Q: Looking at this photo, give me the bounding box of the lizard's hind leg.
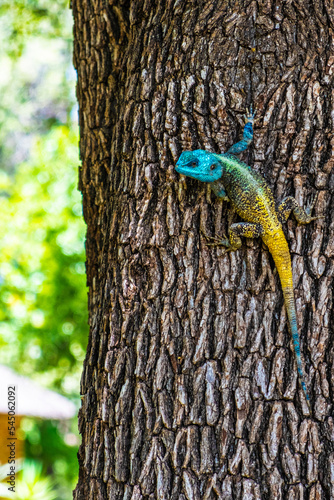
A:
[204,222,264,252]
[277,196,322,224]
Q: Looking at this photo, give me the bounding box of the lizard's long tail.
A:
[264,230,310,403]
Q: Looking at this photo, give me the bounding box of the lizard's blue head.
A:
[175,150,223,183]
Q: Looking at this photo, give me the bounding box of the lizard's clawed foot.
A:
[244,106,257,124]
[305,194,324,222]
[305,194,317,216]
[201,230,230,248]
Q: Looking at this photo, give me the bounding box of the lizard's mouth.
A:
[175,165,189,176]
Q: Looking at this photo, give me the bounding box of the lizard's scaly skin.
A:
[176,111,316,405]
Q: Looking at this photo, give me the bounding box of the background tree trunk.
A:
[73,1,334,498]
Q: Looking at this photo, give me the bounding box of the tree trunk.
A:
[73,1,334,498]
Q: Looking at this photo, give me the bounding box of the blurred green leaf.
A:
[0,1,87,498]
[0,460,57,500]
[0,127,87,394]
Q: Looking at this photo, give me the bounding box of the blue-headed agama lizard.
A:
[175,108,321,408]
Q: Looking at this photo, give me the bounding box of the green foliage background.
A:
[0,1,87,498]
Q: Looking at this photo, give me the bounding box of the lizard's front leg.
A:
[277,196,322,224]
[225,107,256,155]
[204,222,264,251]
[211,181,229,201]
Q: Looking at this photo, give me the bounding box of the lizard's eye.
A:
[191,162,197,167]
[210,164,216,170]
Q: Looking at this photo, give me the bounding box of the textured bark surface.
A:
[72,1,334,498]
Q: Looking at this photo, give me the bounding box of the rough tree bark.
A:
[73,1,334,498]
